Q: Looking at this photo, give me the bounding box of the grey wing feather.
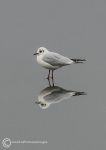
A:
[43,52,71,66]
[44,90,69,102]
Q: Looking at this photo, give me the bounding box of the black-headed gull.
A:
[33,47,86,79]
[35,85,86,109]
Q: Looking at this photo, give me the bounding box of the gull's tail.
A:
[71,58,86,63]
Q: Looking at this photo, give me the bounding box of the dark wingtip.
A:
[71,58,86,63]
[73,92,87,96]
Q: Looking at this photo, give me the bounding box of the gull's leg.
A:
[47,70,50,79]
[53,80,54,86]
[51,70,54,86]
[52,70,54,80]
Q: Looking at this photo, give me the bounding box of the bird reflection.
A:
[35,80,86,109]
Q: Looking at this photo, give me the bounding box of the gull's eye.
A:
[41,103,46,106]
[41,103,44,106]
[39,50,42,53]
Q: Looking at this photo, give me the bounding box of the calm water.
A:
[0,0,106,150]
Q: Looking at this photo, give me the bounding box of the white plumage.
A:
[33,47,86,79]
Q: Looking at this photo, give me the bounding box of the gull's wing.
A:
[42,52,72,66]
[43,87,72,102]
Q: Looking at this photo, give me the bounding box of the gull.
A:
[33,47,86,79]
[35,85,86,109]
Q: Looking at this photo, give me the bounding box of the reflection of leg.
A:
[52,70,54,86]
[48,78,51,87]
[47,76,54,87]
[51,70,54,86]
[52,78,54,87]
[48,78,55,87]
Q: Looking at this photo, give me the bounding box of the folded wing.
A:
[43,52,72,66]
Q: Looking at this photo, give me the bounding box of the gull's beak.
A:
[33,52,38,55]
[35,101,41,104]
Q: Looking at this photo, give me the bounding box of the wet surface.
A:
[35,79,86,109]
[0,0,106,149]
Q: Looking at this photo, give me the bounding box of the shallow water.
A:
[0,0,106,150]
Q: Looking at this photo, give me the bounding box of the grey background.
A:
[0,0,106,149]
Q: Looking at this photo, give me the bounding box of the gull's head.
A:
[35,101,50,109]
[33,47,48,56]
